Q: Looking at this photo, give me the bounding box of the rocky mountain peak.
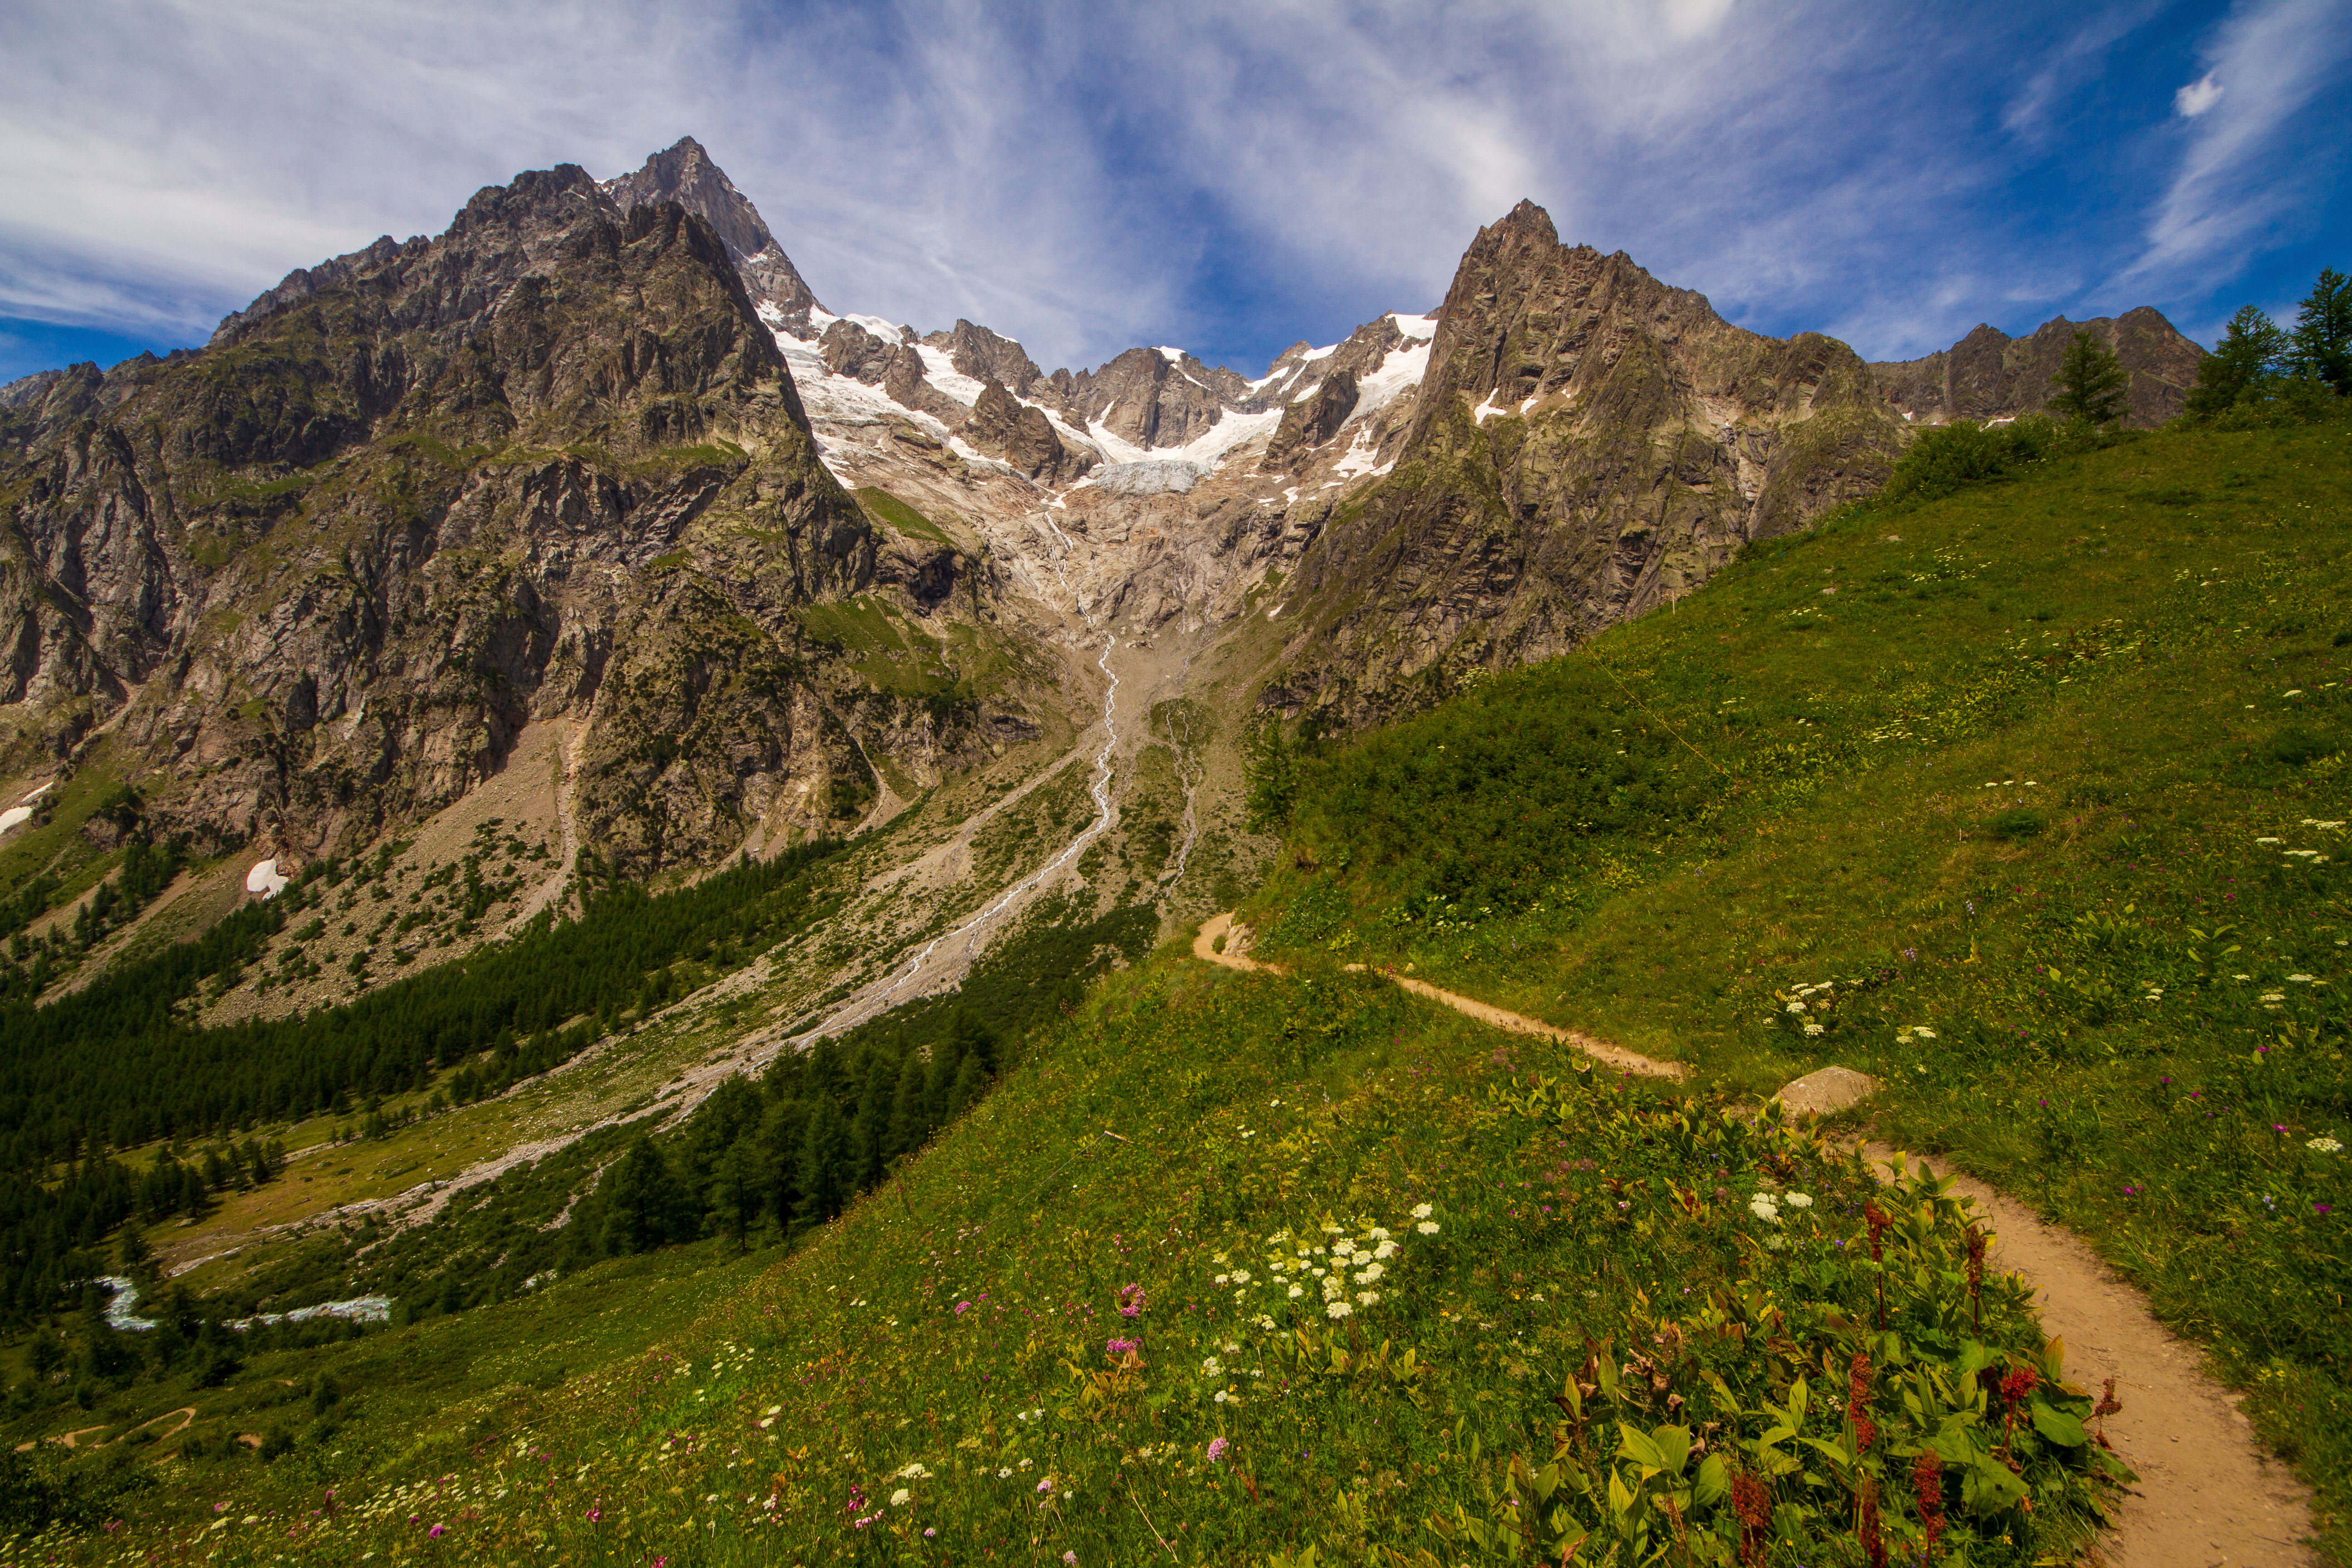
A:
[1869,306,2204,428]
[603,137,823,334]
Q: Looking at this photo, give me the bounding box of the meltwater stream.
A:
[784,631,1123,1046]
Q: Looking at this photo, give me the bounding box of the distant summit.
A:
[603,135,826,334]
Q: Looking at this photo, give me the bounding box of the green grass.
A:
[1243,414,2352,1556]
[4,955,2104,1567]
[854,485,958,547]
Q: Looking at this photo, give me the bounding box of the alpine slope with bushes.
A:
[1240,402,2352,1558]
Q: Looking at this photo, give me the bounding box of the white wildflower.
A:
[1416,1221,1441,1235]
[1288,1285,1304,1299]
[1782,1192,1813,1210]
[1749,1195,1782,1224]
[1326,1301,1353,1319]
[890,1489,911,1507]
[1411,1203,1434,1220]
[1230,1270,1253,1286]
[1357,1291,1382,1307]
[1201,1357,1222,1377]
[1353,1262,1386,1284]
[2309,1137,2343,1155]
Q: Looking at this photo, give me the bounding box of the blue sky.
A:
[3,0,2347,387]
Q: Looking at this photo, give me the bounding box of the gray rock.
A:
[1773,1066,1881,1117]
[1092,460,1206,496]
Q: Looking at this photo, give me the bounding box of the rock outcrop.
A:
[0,162,1037,872]
[964,381,1090,484]
[602,135,826,336]
[1870,307,2204,429]
[1263,369,1360,469]
[1264,200,1906,730]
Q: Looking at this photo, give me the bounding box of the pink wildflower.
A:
[1207,1437,1230,1463]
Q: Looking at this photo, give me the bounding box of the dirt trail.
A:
[1190,913,2319,1568]
[1191,913,1685,1080]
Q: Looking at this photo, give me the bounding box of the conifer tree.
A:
[2185,304,2287,420]
[2049,330,2129,427]
[887,1050,928,1162]
[794,1096,851,1235]
[2288,267,2352,395]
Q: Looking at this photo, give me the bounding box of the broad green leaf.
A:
[1798,1435,1855,1473]
[1651,1424,1691,1473]
[1788,1374,1809,1428]
[1617,1421,1669,1471]
[1607,1465,1637,1532]
[1693,1453,1729,1508]
[1962,1457,2029,1516]
[2029,1401,2088,1447]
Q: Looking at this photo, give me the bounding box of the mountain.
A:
[0,138,2213,1014]
[1870,306,2204,429]
[600,135,827,337]
[0,162,1051,878]
[1259,201,1909,728]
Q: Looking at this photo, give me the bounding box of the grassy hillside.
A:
[3,951,2102,1568]
[1,412,2342,1566]
[1244,413,2351,1555]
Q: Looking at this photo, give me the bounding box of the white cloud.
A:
[2127,0,2352,289]
[2173,70,2224,116]
[0,0,2344,379]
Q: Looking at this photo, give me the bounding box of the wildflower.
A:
[1063,1553,1078,1565]
[1037,1477,1055,1494]
[1288,1284,1305,1298]
[1730,1471,1773,1567]
[1411,1203,1434,1220]
[926,1528,938,1538]
[1416,1221,1440,1235]
[1914,1026,1937,1039]
[1785,1000,1808,1014]
[1213,1274,1229,1286]
[1105,1338,1140,1357]
[1207,1437,1230,1463]
[2287,974,2316,983]
[1373,1239,1398,1259]
[1353,1262,1386,1284]
[430,1524,445,1539]
[1748,1194,1782,1224]
[1357,1291,1381,1306]
[1913,1448,1946,1560]
[896,1462,932,1480]
[890,1489,911,1507]
[997,1468,1013,1479]
[2309,1137,2343,1154]
[954,1301,971,1315]
[1326,1300,1354,1319]
[1256,1313,1277,1330]
[1201,1357,1223,1377]
[1783,1192,1813,1209]
[1117,1283,1147,1318]
[1803,1023,1824,1036]
[1230,1270,1253,1285]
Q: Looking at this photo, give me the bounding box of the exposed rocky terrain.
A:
[1870,305,2204,429]
[1,138,2208,1019]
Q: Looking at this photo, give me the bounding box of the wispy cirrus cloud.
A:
[2124,0,2352,296]
[1,0,2347,385]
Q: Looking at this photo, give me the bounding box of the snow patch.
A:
[0,781,52,835]
[245,858,288,898]
[1156,346,1187,364]
[1348,340,1432,422]
[1388,312,1438,340]
[917,345,986,406]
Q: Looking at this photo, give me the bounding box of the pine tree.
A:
[2048,330,2129,427]
[603,1136,684,1254]
[2288,267,2352,395]
[706,1141,761,1253]
[2185,304,2287,420]
[795,1096,852,1235]
[886,1050,929,1162]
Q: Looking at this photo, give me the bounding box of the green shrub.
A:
[1881,418,2056,503]
[1986,807,2047,840]
[2270,725,2340,767]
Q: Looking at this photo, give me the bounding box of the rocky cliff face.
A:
[1870,306,2203,429]
[1260,200,1905,729]
[0,163,1037,872]
[602,136,827,337]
